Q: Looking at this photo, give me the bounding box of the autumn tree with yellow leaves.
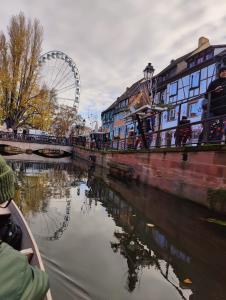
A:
[51,105,84,137]
[0,12,55,130]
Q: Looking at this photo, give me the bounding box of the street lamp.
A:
[143,63,155,80]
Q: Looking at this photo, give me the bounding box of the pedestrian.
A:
[174,116,192,147]
[0,155,49,300]
[205,66,226,143]
[127,127,135,149]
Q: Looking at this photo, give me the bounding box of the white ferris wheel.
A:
[38,50,80,107]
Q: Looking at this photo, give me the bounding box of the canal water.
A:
[6,157,226,300]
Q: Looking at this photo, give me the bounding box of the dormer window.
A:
[196,56,203,64]
[188,59,195,68]
[205,50,213,61]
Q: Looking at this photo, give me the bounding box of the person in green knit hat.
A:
[0,155,49,300]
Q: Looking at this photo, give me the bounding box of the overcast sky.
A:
[1,0,226,123]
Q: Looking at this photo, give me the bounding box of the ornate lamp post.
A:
[143,62,154,80]
[143,63,155,102]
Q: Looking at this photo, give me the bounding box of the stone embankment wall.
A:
[73,146,226,214]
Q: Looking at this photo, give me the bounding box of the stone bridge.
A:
[0,133,73,156]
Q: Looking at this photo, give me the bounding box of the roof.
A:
[156,51,193,77]
[102,79,143,114]
[156,44,226,78]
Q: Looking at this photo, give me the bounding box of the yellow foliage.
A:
[0,12,54,130]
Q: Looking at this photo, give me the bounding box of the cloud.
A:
[0,0,226,119]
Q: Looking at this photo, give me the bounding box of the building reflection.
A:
[85,170,226,300]
[6,159,226,300]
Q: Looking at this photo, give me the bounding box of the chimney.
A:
[198,36,210,48]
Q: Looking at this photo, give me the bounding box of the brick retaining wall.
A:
[73,146,226,214]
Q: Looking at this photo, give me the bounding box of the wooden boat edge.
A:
[9,201,52,300]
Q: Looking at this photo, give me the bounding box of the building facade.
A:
[152,37,226,146]
[101,78,151,148]
[101,37,226,148]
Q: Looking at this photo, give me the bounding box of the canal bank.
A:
[73,145,226,215]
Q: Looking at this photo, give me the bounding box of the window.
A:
[187,101,199,118]
[200,80,207,94]
[154,92,160,104]
[160,90,166,103]
[207,64,215,78]
[188,59,195,68]
[167,109,176,121]
[178,88,184,101]
[205,51,213,61]
[169,82,178,97]
[201,67,207,80]
[196,56,204,64]
[190,71,200,89]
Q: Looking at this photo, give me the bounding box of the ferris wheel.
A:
[38,50,80,107]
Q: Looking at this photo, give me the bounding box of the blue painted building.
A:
[152,37,226,146]
[101,37,226,147]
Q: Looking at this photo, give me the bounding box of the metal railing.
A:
[78,116,226,151]
[76,90,226,151]
[0,131,73,146]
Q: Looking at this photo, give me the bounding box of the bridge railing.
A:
[0,131,73,146]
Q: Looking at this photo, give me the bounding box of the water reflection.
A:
[84,166,226,300]
[6,158,226,300]
[85,173,193,299]
[10,160,87,240]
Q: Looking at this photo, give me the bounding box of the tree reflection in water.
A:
[85,170,192,299]
[111,231,154,292]
[8,160,87,240]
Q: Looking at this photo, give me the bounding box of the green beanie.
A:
[0,156,15,204]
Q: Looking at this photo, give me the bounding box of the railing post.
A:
[156,111,162,148]
[203,92,211,144]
